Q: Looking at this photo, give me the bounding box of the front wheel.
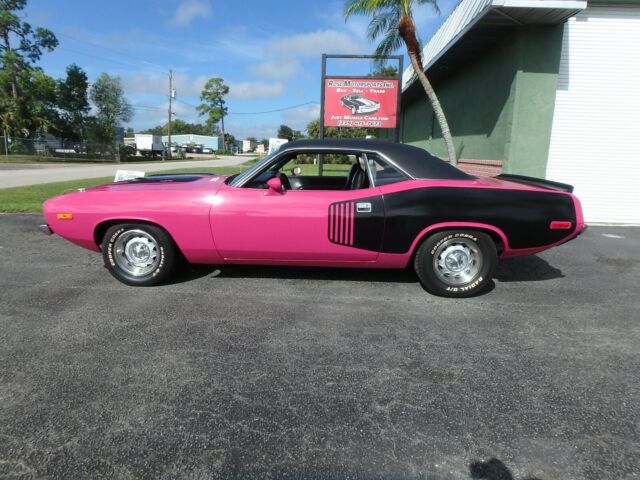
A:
[414,230,497,298]
[102,224,177,286]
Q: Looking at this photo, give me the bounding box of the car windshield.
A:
[228,149,279,187]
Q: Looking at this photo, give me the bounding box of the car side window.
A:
[366,153,409,186]
[277,153,356,179]
[242,151,374,191]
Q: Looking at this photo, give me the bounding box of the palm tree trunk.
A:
[399,16,457,165]
[408,53,457,165]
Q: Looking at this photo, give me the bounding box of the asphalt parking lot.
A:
[0,214,638,479]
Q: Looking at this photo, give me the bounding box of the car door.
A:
[211,153,385,263]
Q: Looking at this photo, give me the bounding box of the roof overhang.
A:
[402,0,587,98]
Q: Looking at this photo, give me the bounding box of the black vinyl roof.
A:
[280,139,473,180]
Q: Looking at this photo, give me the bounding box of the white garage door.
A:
[546,5,640,224]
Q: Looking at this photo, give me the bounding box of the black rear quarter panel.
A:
[379,187,576,253]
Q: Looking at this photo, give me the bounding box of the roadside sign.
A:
[114,170,145,182]
[319,54,403,143]
[323,78,399,129]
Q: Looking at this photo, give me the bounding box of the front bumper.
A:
[39,224,53,235]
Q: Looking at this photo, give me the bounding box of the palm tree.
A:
[345,0,457,165]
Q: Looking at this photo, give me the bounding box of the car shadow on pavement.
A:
[169,255,562,287]
[494,255,564,282]
[170,263,417,284]
[470,457,542,480]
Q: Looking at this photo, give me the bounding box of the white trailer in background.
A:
[134,134,164,157]
[242,139,257,153]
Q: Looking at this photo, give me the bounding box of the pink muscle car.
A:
[41,139,586,297]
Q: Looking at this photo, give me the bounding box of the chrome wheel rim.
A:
[433,238,483,286]
[113,229,160,277]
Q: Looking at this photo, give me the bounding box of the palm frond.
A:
[366,10,400,41]
[415,0,441,16]
[344,0,399,19]
[374,29,403,58]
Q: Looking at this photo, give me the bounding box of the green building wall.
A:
[390,25,564,177]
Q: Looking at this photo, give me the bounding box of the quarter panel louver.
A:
[328,201,355,246]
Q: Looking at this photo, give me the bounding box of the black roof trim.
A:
[280,139,474,180]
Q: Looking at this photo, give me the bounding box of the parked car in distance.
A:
[341,94,380,115]
[202,147,214,154]
[185,143,203,154]
[41,139,586,297]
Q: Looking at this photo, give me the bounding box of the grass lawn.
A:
[0,154,217,164]
[0,163,352,213]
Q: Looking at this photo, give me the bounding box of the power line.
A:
[228,101,320,115]
[175,100,320,116]
[57,46,145,70]
[175,99,198,108]
[57,32,167,74]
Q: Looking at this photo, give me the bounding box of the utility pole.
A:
[220,109,226,152]
[168,69,173,159]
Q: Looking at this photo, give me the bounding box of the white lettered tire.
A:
[414,230,497,298]
[102,223,176,286]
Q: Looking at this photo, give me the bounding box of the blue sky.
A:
[25,0,458,139]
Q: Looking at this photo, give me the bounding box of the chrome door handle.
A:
[356,202,372,213]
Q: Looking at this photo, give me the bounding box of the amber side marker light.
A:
[550,221,572,230]
[56,213,73,220]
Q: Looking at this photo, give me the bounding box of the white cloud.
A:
[282,103,320,130]
[225,122,280,141]
[267,30,364,58]
[122,72,285,102]
[227,81,284,100]
[170,0,212,28]
[122,73,208,96]
[131,100,200,130]
[249,60,301,80]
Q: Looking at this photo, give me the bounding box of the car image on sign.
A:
[41,139,586,298]
[340,94,380,115]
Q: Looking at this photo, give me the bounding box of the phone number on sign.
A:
[337,120,382,127]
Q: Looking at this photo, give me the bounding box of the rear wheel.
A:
[414,230,497,298]
[101,224,176,286]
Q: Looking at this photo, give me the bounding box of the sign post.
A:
[319,54,403,175]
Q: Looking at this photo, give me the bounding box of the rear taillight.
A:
[550,221,572,230]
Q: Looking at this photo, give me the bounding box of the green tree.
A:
[369,65,398,77]
[345,0,457,165]
[277,124,303,140]
[224,133,236,150]
[0,67,57,137]
[88,73,133,144]
[56,64,89,142]
[0,0,57,100]
[27,69,58,133]
[196,77,229,151]
[142,119,212,136]
[124,127,135,137]
[0,0,58,136]
[141,124,164,136]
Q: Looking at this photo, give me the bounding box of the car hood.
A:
[85,173,228,192]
